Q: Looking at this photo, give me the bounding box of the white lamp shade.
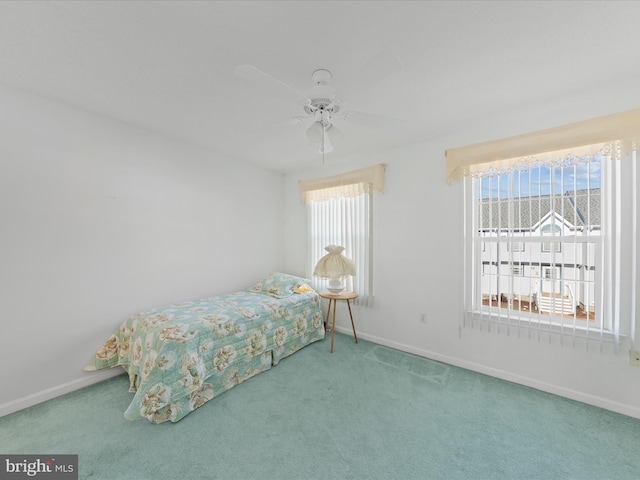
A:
[319,130,333,153]
[306,121,324,143]
[313,245,356,278]
[307,121,334,154]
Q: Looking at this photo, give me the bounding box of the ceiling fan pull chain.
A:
[322,118,325,165]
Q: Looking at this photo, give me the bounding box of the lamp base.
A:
[327,278,344,294]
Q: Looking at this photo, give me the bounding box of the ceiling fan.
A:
[233,52,404,154]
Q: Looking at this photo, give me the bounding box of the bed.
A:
[84,273,325,423]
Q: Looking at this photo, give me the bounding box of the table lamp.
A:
[313,245,356,294]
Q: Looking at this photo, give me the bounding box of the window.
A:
[541,224,562,252]
[543,266,560,280]
[511,265,524,276]
[471,159,601,327]
[307,193,372,305]
[299,164,385,307]
[448,109,640,350]
[508,241,525,252]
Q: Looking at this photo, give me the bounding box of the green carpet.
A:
[2,333,639,480]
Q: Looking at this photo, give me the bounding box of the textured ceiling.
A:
[2,1,640,173]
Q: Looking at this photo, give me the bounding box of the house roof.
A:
[479,188,600,231]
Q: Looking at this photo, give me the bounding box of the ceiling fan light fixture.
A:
[319,141,333,154]
[319,129,333,154]
[306,121,325,143]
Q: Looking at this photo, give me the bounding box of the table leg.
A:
[346,299,358,344]
[324,298,331,331]
[330,299,337,353]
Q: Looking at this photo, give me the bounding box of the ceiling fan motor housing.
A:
[305,69,338,117]
[312,69,333,85]
[304,99,339,116]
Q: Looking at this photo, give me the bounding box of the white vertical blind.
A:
[307,190,374,306]
[631,152,638,353]
[451,109,640,353]
[302,165,384,307]
[463,145,637,352]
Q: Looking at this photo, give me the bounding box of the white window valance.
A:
[299,164,386,202]
[445,108,640,183]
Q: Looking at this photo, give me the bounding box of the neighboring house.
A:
[478,188,600,318]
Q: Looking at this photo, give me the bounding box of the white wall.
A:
[0,84,283,415]
[283,85,640,419]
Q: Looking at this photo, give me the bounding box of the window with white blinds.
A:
[448,109,640,352]
[299,164,385,307]
[465,157,603,337]
[463,148,638,351]
[307,191,373,306]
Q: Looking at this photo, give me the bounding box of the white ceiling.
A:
[2,1,640,173]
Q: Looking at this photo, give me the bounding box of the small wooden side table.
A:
[318,291,358,353]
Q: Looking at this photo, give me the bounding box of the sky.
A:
[480,158,601,199]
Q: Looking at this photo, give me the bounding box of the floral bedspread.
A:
[84,290,324,423]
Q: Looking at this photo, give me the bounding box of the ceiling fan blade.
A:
[284,115,311,127]
[233,64,309,105]
[341,111,405,130]
[241,115,311,140]
[338,51,403,100]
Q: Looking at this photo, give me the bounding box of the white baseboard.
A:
[5,331,639,421]
[0,369,124,418]
[336,326,640,420]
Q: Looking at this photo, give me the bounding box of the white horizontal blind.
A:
[307,187,373,307]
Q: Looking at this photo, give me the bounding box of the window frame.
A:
[307,186,374,307]
[463,160,609,337]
